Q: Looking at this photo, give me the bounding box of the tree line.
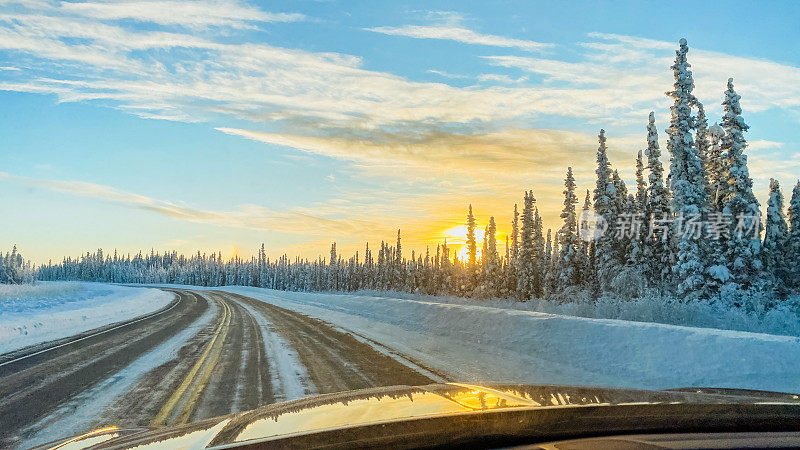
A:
[37,39,800,306]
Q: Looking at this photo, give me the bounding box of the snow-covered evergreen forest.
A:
[0,245,34,284]
[37,40,800,309]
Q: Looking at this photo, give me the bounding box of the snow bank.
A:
[219,286,800,394]
[0,281,173,354]
[327,289,800,338]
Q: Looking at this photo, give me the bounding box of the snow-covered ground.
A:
[218,286,800,394]
[0,281,173,354]
[322,289,800,337]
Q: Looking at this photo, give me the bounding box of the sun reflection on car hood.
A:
[39,383,800,449]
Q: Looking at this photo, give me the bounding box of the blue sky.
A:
[1,0,799,263]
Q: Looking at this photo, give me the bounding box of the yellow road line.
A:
[174,300,231,424]
[150,297,231,428]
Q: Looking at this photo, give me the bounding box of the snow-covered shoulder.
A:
[219,286,800,394]
[0,281,173,354]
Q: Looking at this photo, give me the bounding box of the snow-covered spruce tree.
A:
[543,228,552,296]
[516,191,537,300]
[392,229,406,290]
[611,169,630,266]
[707,123,727,212]
[635,150,648,213]
[544,228,559,296]
[612,169,628,215]
[485,216,500,297]
[482,224,489,255]
[511,204,519,262]
[626,191,646,268]
[666,39,711,298]
[364,242,373,288]
[694,107,728,292]
[626,151,649,272]
[580,189,592,232]
[703,122,731,291]
[762,179,789,295]
[466,205,478,286]
[328,242,338,289]
[432,243,441,288]
[480,225,488,291]
[788,182,800,290]
[695,111,729,295]
[533,207,545,297]
[504,236,510,266]
[593,129,621,292]
[643,112,673,286]
[557,167,581,290]
[611,193,647,299]
[720,78,765,290]
[504,205,519,297]
[440,239,452,293]
[695,102,710,173]
[576,189,593,291]
[376,241,386,289]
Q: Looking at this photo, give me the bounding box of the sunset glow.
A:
[0,1,796,265]
[443,225,512,262]
[441,225,477,262]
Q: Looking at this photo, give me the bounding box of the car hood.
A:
[39,383,800,449]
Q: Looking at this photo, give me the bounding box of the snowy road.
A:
[10,285,798,448]
[0,289,436,448]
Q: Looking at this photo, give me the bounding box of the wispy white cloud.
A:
[477,73,528,84]
[484,33,800,119]
[215,126,620,171]
[484,55,607,84]
[0,172,372,235]
[426,69,468,79]
[1,4,797,134]
[61,0,305,30]
[748,140,784,151]
[367,10,550,52]
[366,24,552,52]
[214,126,647,229]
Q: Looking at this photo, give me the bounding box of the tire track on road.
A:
[141,291,276,428]
[224,292,315,402]
[221,291,436,395]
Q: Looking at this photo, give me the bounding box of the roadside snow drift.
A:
[0,282,173,354]
[220,286,800,394]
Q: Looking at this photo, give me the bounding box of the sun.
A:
[457,245,480,262]
[443,225,483,262]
